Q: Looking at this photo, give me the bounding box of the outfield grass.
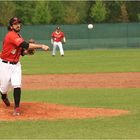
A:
[21,49,140,74]
[0,49,140,139]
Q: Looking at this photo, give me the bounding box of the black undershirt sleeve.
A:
[20,41,29,56]
[19,41,29,49]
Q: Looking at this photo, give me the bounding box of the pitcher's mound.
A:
[0,102,129,121]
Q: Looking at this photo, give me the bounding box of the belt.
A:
[2,60,18,65]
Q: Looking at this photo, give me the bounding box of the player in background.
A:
[0,17,49,115]
[51,26,66,56]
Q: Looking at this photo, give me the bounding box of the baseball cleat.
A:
[2,97,10,107]
[13,107,20,116]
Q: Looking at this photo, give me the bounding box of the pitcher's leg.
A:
[0,91,10,107]
[0,61,11,94]
[11,63,22,115]
[13,87,21,115]
[13,88,21,108]
[0,70,11,107]
[0,61,12,107]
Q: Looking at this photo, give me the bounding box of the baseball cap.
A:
[9,17,21,26]
[56,26,60,30]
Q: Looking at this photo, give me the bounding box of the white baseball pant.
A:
[52,41,64,56]
[0,59,22,94]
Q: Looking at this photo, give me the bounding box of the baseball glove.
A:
[21,48,35,56]
[27,49,35,55]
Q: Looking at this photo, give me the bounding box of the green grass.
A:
[1,49,140,139]
[0,88,140,139]
[21,49,140,74]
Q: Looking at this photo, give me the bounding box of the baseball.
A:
[88,24,93,29]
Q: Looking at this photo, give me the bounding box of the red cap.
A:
[9,17,21,26]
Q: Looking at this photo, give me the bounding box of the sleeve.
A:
[14,37,24,47]
[10,33,24,48]
[61,32,65,38]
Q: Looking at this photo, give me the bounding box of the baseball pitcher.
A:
[0,17,50,115]
[51,26,66,56]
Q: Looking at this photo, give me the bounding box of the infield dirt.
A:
[23,72,140,89]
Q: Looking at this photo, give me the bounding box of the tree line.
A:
[0,1,140,26]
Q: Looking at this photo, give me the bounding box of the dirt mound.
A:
[0,102,129,121]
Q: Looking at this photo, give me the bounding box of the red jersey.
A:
[52,31,64,42]
[0,31,24,62]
